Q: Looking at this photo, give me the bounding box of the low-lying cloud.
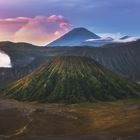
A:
[0,51,12,68]
[98,32,122,39]
[0,15,71,46]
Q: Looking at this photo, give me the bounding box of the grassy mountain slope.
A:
[1,56,140,103]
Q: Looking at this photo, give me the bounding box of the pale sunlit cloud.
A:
[98,32,122,39]
[0,51,12,68]
[0,15,71,46]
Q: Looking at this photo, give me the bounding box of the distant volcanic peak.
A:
[120,36,132,40]
[47,27,101,46]
[64,27,101,39]
[2,56,140,103]
[70,27,100,36]
[69,27,89,33]
[118,36,139,43]
[72,27,89,31]
[70,27,95,32]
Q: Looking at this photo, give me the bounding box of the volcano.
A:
[47,27,101,47]
[1,56,140,103]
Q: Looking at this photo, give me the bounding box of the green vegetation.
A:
[0,56,140,103]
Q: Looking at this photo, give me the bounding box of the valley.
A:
[0,99,140,140]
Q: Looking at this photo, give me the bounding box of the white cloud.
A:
[116,37,139,42]
[97,32,122,39]
[0,51,12,68]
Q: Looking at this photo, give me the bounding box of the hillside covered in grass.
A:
[1,56,140,103]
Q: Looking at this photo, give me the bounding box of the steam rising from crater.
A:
[0,51,12,68]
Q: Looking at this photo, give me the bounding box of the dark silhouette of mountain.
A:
[47,27,101,46]
[0,40,140,84]
[119,36,139,42]
[1,56,140,103]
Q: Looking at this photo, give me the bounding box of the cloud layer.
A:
[98,32,122,40]
[0,15,71,45]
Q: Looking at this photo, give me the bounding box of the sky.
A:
[0,0,140,46]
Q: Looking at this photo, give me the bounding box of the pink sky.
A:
[0,15,71,46]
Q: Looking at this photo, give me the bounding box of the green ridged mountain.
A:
[1,56,140,103]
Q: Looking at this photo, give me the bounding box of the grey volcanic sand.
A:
[0,99,140,140]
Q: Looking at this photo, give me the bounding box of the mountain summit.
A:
[47,27,101,47]
[1,56,140,103]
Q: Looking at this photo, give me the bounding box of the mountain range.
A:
[0,26,139,104]
[47,28,139,47]
[0,39,140,84]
